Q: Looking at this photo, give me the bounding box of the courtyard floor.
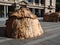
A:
[0,18,60,45]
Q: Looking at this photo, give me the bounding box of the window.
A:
[28,0,33,2]
[35,0,39,4]
[50,0,52,5]
[41,9,44,17]
[0,5,8,18]
[0,5,4,18]
[30,8,32,12]
[8,6,15,17]
[0,5,15,18]
[41,0,45,4]
[35,9,44,17]
[35,9,39,17]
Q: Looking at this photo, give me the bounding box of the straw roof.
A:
[10,7,37,19]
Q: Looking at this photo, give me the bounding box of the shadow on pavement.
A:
[0,27,6,37]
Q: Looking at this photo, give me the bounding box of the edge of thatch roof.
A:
[10,8,37,19]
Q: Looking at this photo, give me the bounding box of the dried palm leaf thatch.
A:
[43,13,50,22]
[50,12,59,22]
[10,8,37,19]
[43,12,60,22]
[5,7,44,39]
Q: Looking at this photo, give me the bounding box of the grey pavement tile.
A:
[0,40,23,45]
[35,36,60,45]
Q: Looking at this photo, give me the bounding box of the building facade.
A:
[0,0,56,19]
[27,0,56,17]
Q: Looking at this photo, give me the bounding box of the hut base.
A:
[5,18,43,39]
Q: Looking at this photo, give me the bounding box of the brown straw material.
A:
[10,8,37,19]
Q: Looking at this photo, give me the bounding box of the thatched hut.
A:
[43,12,60,22]
[5,1,44,39]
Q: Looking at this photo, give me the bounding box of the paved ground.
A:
[0,19,60,45]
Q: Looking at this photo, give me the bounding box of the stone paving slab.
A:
[0,28,60,45]
[36,35,60,45]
